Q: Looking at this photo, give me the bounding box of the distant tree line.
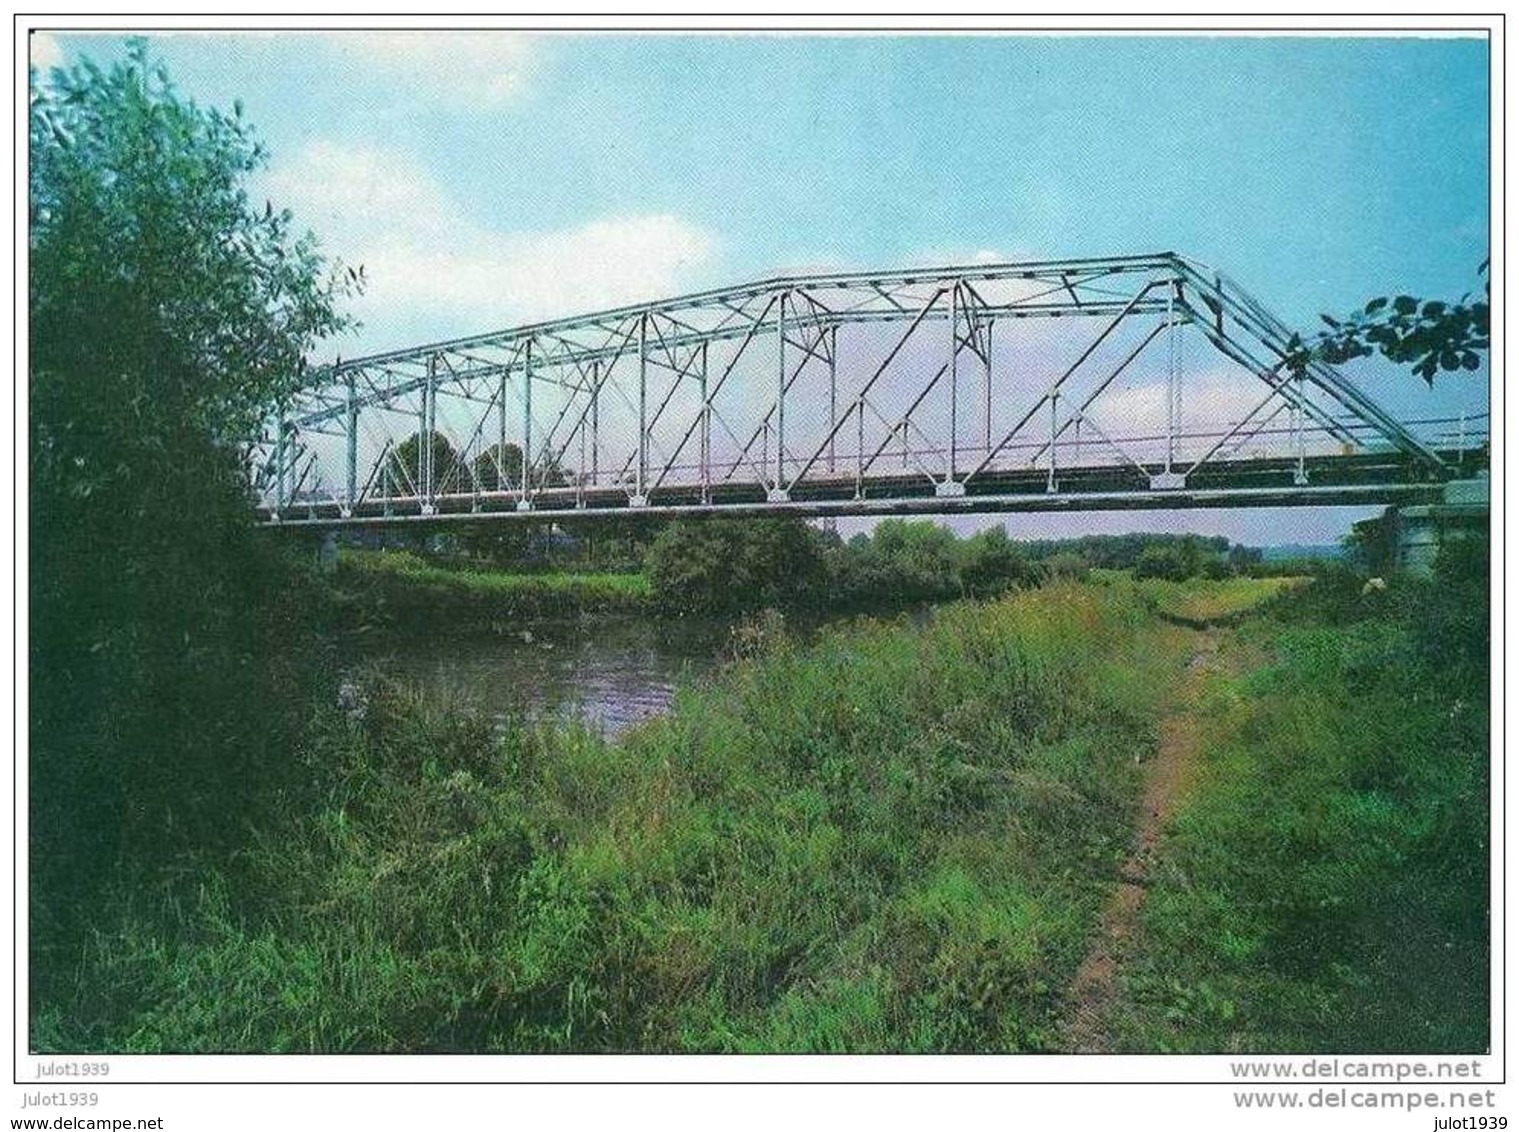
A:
[640,520,1287,616]
[647,517,1043,615]
[392,518,1312,616]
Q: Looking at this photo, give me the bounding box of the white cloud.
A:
[29,31,63,71]
[908,245,1046,269]
[322,32,536,104]
[1083,370,1285,459]
[264,140,718,353]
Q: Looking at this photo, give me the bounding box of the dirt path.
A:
[1056,624,1221,1053]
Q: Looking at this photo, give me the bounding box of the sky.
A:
[30,30,1491,546]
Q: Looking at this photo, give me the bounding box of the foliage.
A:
[646,517,829,614]
[1130,575,1300,625]
[1342,512,1398,575]
[1109,554,1489,1053]
[1289,262,1489,385]
[39,581,1175,1052]
[36,570,1484,1054]
[30,44,354,499]
[387,430,462,497]
[471,441,524,492]
[1131,537,1228,582]
[1021,533,1235,573]
[29,45,352,1005]
[330,549,653,631]
[1040,552,1090,583]
[958,527,1041,598]
[827,520,961,606]
[384,435,567,501]
[824,520,1043,608]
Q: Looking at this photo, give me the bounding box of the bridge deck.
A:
[260,447,1479,527]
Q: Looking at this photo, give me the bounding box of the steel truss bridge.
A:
[253,252,1487,527]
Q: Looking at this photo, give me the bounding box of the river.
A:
[342,614,737,738]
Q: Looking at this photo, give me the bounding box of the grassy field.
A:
[1126,573,1304,625]
[34,569,1487,1053]
[1106,576,1489,1053]
[330,549,654,628]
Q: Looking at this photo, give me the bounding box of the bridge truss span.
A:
[252,252,1482,526]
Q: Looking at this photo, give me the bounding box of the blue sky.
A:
[32,30,1490,544]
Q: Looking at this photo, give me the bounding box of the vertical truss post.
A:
[855,399,865,500]
[771,291,789,500]
[983,319,994,457]
[1166,287,1177,473]
[938,282,965,497]
[576,405,586,508]
[1149,278,1189,491]
[421,355,437,514]
[699,341,711,504]
[828,325,838,474]
[1047,392,1059,493]
[497,361,508,493]
[1172,283,1184,465]
[1293,371,1308,485]
[519,340,534,510]
[274,410,289,515]
[949,283,959,482]
[590,360,600,488]
[344,372,357,516]
[635,314,648,505]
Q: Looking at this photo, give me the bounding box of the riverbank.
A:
[329,549,655,631]
[39,577,1176,1051]
[34,568,1487,1054]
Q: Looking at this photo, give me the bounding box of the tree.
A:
[388,429,461,496]
[472,441,524,492]
[1289,262,1489,385]
[958,526,1040,597]
[29,43,354,982]
[1132,536,1224,581]
[647,517,828,614]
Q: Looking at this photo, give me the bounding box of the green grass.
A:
[1106,577,1489,1053]
[35,571,1484,1054]
[331,549,653,629]
[1131,574,1302,624]
[39,579,1182,1053]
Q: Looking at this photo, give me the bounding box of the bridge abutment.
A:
[1386,475,1489,576]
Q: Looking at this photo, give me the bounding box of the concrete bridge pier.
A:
[1387,475,1489,576]
[318,530,340,575]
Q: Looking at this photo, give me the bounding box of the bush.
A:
[1132,544,1191,581]
[958,527,1042,598]
[826,519,963,606]
[646,517,828,615]
[29,45,350,1007]
[1132,537,1227,582]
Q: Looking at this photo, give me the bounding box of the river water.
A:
[343,615,736,738]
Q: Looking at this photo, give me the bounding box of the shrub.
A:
[646,517,828,615]
[958,527,1042,598]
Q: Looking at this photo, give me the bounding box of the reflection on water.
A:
[343,616,734,738]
